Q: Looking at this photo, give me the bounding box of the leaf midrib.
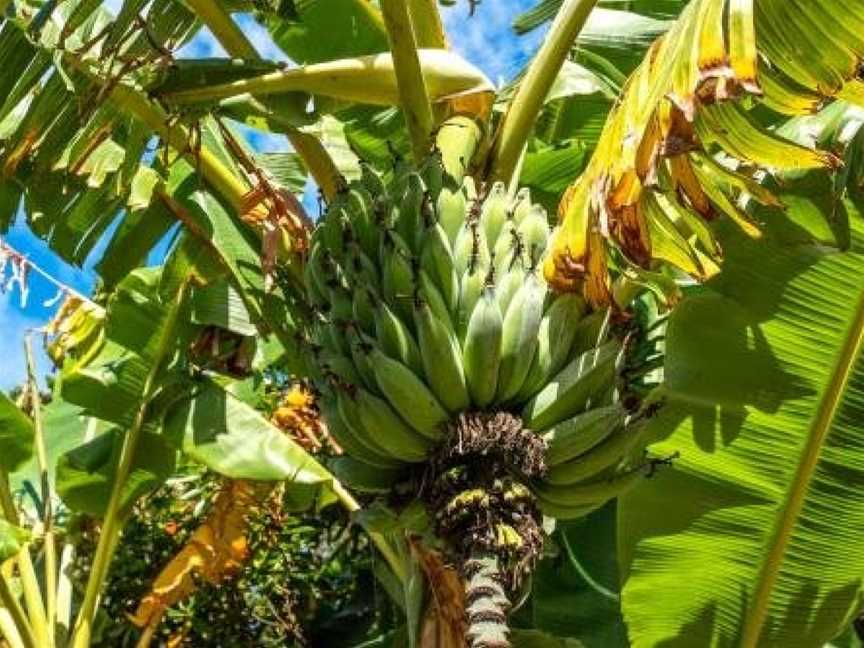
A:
[740,284,864,647]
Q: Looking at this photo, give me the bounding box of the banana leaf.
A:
[618,174,864,646]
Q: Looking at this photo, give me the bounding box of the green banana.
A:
[516,293,586,400]
[496,273,547,402]
[348,335,379,393]
[517,205,551,269]
[479,181,508,249]
[381,231,416,322]
[457,265,487,340]
[353,387,431,462]
[534,499,606,521]
[437,184,468,245]
[396,172,425,254]
[523,340,622,431]
[335,387,400,460]
[374,301,423,374]
[329,456,407,494]
[510,188,532,225]
[543,406,626,466]
[418,269,455,332]
[420,222,460,313]
[462,287,503,409]
[319,348,363,387]
[346,185,379,260]
[320,398,401,468]
[533,466,647,508]
[414,299,470,413]
[352,288,376,336]
[495,263,526,316]
[544,422,646,486]
[367,345,448,440]
[492,219,523,279]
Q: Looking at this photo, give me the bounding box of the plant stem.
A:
[489,0,600,183]
[182,0,258,59]
[15,551,47,648]
[0,573,36,648]
[331,480,407,584]
[24,338,55,648]
[69,283,190,648]
[54,543,74,644]
[408,0,447,48]
[380,0,436,165]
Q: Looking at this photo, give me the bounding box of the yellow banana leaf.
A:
[545,0,864,306]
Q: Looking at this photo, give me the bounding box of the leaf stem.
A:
[182,0,258,60]
[69,283,190,648]
[0,573,36,648]
[380,0,436,165]
[489,0,600,183]
[408,0,447,49]
[24,337,55,648]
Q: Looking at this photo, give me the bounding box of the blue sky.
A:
[0,0,545,390]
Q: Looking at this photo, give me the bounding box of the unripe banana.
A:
[522,340,621,431]
[360,162,388,201]
[346,185,379,260]
[517,204,551,269]
[510,187,532,225]
[352,288,376,336]
[346,244,381,292]
[437,185,467,245]
[353,387,431,462]
[319,348,363,387]
[462,287,503,408]
[495,263,526,316]
[414,300,470,413]
[544,423,645,486]
[418,269,455,332]
[396,172,425,255]
[348,335,379,393]
[532,466,646,508]
[335,387,398,460]
[381,231,416,323]
[457,266,487,341]
[516,293,586,400]
[496,273,547,403]
[367,345,447,440]
[420,222,460,313]
[543,406,625,466]
[453,221,491,278]
[479,181,508,250]
[329,456,407,493]
[320,398,401,468]
[492,220,524,279]
[374,301,423,374]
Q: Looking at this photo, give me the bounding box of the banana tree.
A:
[1,0,864,647]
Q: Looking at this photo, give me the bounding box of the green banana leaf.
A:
[163,378,337,511]
[0,391,33,473]
[618,173,864,646]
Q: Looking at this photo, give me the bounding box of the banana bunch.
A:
[304,161,655,515]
